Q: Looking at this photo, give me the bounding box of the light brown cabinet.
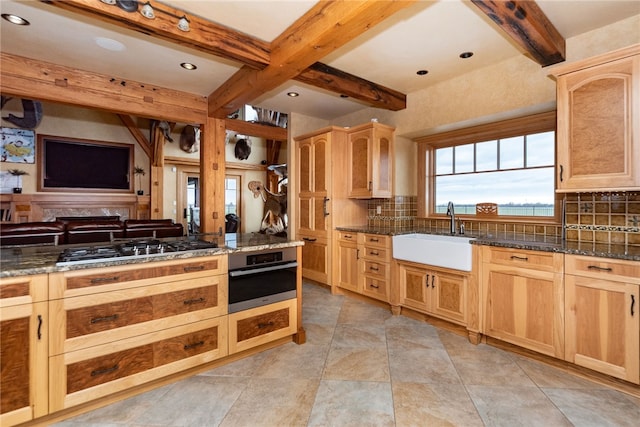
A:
[294,126,368,286]
[336,231,360,293]
[482,247,564,358]
[0,275,48,427]
[47,256,229,412]
[565,255,639,384]
[552,44,640,191]
[347,122,394,199]
[398,261,467,326]
[360,233,392,302]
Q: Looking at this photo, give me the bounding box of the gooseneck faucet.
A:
[446,201,456,234]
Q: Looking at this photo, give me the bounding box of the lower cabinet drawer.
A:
[362,276,389,302]
[363,260,388,278]
[228,299,297,354]
[49,316,228,411]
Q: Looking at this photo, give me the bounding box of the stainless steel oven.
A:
[228,247,297,313]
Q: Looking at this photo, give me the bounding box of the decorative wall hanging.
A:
[1,127,35,163]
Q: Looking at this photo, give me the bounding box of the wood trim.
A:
[199,118,226,235]
[225,120,287,141]
[471,0,565,67]
[225,162,267,172]
[164,156,199,167]
[549,43,640,77]
[414,110,556,147]
[0,53,207,124]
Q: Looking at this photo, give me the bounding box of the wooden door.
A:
[484,265,564,358]
[398,263,429,312]
[347,128,372,198]
[371,126,393,198]
[430,271,466,326]
[556,54,639,190]
[336,239,360,293]
[565,276,639,383]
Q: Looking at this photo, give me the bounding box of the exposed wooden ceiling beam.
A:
[208,0,415,117]
[295,62,406,111]
[49,0,270,69]
[471,0,565,66]
[47,0,407,112]
[118,114,152,159]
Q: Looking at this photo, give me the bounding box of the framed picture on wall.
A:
[1,127,36,163]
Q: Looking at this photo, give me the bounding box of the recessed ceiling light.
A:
[2,13,30,25]
[416,70,429,76]
[287,92,299,97]
[460,52,474,59]
[180,62,197,70]
[95,37,125,52]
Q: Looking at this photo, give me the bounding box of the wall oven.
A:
[228,247,298,313]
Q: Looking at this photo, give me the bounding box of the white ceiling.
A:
[1,0,639,121]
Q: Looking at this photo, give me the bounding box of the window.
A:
[225,175,240,216]
[416,112,558,219]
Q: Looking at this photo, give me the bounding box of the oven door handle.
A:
[229,261,298,277]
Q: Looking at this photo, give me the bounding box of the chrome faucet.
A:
[446,201,456,234]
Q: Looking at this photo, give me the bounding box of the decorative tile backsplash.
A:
[366,192,640,247]
[564,192,640,246]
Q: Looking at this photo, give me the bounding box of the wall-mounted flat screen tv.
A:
[38,135,133,192]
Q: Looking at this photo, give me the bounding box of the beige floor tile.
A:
[323,346,390,381]
[467,385,573,427]
[449,348,536,387]
[513,355,610,389]
[331,323,387,348]
[220,377,319,427]
[542,387,640,427]
[337,298,392,325]
[307,380,395,427]
[255,342,329,379]
[392,381,484,427]
[302,321,337,346]
[389,347,462,384]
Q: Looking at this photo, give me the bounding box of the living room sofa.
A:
[0,217,184,247]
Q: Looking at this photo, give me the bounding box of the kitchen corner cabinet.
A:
[552,44,640,191]
[47,256,229,412]
[0,274,48,427]
[398,261,467,326]
[565,255,639,384]
[347,122,394,199]
[482,247,564,359]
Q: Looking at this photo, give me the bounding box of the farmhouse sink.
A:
[392,233,475,271]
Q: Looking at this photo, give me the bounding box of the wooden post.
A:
[200,117,226,237]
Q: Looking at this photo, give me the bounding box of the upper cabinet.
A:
[347,122,395,198]
[552,44,640,192]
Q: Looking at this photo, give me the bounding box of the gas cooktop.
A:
[56,238,219,265]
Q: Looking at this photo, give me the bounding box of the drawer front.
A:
[362,246,390,262]
[51,255,226,298]
[0,274,48,307]
[483,247,559,272]
[363,260,388,278]
[229,299,297,354]
[338,231,358,242]
[50,317,228,411]
[51,277,227,355]
[360,233,390,249]
[362,276,389,302]
[566,255,640,283]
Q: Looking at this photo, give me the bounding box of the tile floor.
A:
[55,282,640,427]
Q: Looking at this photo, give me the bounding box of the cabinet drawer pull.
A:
[632,295,636,317]
[369,283,379,289]
[369,250,379,256]
[90,276,120,284]
[37,314,43,340]
[90,314,119,324]
[344,234,353,239]
[587,265,613,272]
[510,255,528,261]
[184,340,205,350]
[258,321,275,329]
[369,266,379,271]
[183,297,205,305]
[369,237,379,242]
[431,275,435,289]
[425,274,430,287]
[559,164,564,182]
[183,265,205,272]
[91,364,119,377]
[303,237,317,242]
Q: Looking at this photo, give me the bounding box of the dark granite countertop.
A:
[336,226,640,262]
[0,233,303,278]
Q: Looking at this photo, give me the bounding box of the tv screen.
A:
[38,135,132,192]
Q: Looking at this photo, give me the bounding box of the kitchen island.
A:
[0,233,305,427]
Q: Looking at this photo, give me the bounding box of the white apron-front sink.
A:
[392,233,475,271]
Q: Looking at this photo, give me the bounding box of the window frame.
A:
[415,111,561,223]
